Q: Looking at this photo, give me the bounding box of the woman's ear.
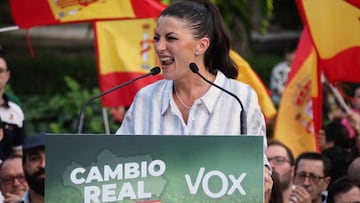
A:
[197,37,210,55]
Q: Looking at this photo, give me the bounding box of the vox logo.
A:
[185,167,247,198]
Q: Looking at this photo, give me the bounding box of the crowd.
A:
[0,133,45,203]
[1,0,359,202]
[0,47,45,203]
[264,85,360,203]
[266,20,360,202]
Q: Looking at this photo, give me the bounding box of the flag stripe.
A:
[286,28,313,84]
[131,0,166,18]
[321,47,360,83]
[9,0,58,29]
[296,0,360,84]
[10,0,165,29]
[345,0,360,9]
[274,27,319,157]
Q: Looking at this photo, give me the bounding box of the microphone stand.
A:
[75,67,161,134]
[189,63,247,134]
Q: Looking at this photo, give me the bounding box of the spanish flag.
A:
[275,0,360,157]
[274,27,321,158]
[297,0,360,83]
[9,0,166,29]
[95,18,163,107]
[231,50,276,121]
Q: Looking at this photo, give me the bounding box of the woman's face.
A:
[154,16,199,80]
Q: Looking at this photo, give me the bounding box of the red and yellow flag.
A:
[275,0,360,157]
[274,27,321,158]
[231,50,276,121]
[297,0,360,83]
[9,0,166,29]
[95,18,162,107]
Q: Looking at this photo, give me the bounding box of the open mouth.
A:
[160,57,174,66]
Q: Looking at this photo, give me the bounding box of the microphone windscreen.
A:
[189,63,199,73]
[150,67,161,75]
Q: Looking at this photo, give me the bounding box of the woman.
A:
[116,0,265,136]
[116,1,271,200]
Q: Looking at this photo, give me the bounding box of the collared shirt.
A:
[116,70,270,168]
[116,71,266,136]
[18,190,30,203]
[0,94,24,128]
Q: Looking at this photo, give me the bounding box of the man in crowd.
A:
[0,154,28,203]
[19,133,45,203]
[290,152,331,203]
[265,139,295,202]
[326,176,360,203]
[320,120,353,185]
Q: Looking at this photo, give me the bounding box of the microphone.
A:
[189,63,247,134]
[75,67,161,134]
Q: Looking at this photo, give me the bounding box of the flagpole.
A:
[328,83,351,113]
[0,26,19,33]
[102,107,110,134]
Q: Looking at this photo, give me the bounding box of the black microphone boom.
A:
[189,63,247,134]
[75,67,161,134]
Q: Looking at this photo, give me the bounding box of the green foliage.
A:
[22,76,118,135]
[212,0,273,33]
[9,50,98,95]
[262,0,274,33]
[246,54,282,87]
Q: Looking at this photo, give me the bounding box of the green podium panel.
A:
[45,134,264,203]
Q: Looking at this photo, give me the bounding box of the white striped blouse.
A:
[116,71,266,137]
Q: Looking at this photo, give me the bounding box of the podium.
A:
[45,134,264,203]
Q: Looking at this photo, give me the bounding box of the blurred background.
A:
[0,0,301,134]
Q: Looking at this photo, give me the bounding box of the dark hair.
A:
[0,45,6,61]
[295,152,331,177]
[324,119,351,148]
[160,0,238,79]
[0,44,5,58]
[284,41,298,54]
[269,171,284,203]
[267,139,295,166]
[22,146,45,165]
[0,44,9,71]
[327,176,360,203]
